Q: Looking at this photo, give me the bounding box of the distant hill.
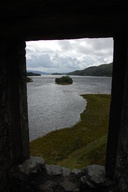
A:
[27,72,41,76]
[27,70,50,75]
[52,73,67,75]
[67,63,113,77]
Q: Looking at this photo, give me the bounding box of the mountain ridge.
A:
[67,63,113,77]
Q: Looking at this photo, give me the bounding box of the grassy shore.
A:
[30,94,111,170]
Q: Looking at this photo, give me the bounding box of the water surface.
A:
[27,75,112,141]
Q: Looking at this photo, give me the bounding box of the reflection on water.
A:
[27,75,112,141]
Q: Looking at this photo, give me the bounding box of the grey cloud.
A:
[81,56,96,66]
[26,38,113,73]
[91,38,113,50]
[75,45,92,55]
[63,59,79,69]
[26,47,35,53]
[73,38,113,56]
[27,54,53,69]
[58,40,73,51]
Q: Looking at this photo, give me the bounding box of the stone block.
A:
[46,164,62,176]
[19,156,45,175]
[80,165,106,189]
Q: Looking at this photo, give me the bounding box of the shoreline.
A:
[30,94,111,169]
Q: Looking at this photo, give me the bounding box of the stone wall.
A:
[0,40,12,192]
[105,35,128,191]
[10,156,114,192]
[105,34,127,179]
[114,37,128,192]
[0,40,29,191]
[1,1,128,40]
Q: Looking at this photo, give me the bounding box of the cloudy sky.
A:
[26,38,113,73]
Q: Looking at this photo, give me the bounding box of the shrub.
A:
[27,77,33,82]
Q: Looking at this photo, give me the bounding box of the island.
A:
[55,76,73,85]
[52,73,65,75]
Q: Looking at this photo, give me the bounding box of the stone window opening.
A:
[22,37,114,190]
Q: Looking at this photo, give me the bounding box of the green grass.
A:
[30,94,111,169]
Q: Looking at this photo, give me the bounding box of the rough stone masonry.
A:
[10,156,114,192]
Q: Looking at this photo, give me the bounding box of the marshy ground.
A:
[30,94,111,170]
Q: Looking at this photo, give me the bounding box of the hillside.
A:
[27,72,41,76]
[67,63,112,77]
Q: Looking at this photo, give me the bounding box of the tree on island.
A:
[55,76,73,85]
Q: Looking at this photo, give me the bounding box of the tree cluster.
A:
[55,76,73,85]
